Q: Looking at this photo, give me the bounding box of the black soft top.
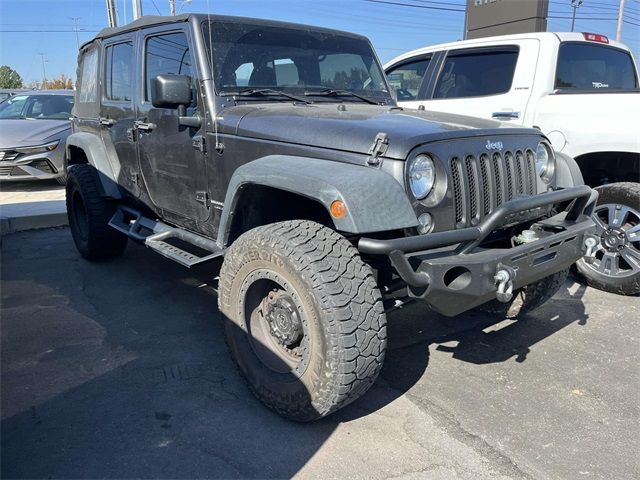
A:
[85,13,369,47]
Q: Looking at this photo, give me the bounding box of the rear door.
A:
[136,26,209,226]
[419,40,539,123]
[100,34,139,196]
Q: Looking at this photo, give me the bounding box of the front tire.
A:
[576,182,640,296]
[218,220,387,421]
[66,164,127,261]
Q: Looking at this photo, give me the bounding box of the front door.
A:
[136,28,209,226]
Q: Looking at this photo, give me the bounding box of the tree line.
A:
[0,65,74,90]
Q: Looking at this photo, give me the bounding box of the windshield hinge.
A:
[196,191,209,207]
[367,132,389,167]
[192,135,206,153]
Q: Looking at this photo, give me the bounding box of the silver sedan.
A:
[0,90,74,185]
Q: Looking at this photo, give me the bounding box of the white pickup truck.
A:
[386,32,640,295]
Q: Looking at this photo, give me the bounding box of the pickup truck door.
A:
[135,27,210,227]
[385,54,437,109]
[416,41,540,124]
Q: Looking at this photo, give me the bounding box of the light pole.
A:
[169,0,175,15]
[132,0,142,20]
[70,17,81,49]
[176,0,192,15]
[105,0,118,27]
[571,0,584,32]
[38,53,47,89]
[616,0,626,42]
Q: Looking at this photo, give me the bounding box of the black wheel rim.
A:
[71,191,89,243]
[242,270,311,376]
[584,202,640,279]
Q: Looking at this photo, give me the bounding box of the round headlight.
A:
[409,154,435,199]
[535,142,554,183]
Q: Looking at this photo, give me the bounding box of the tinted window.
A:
[78,47,98,103]
[434,48,518,99]
[386,57,430,101]
[555,43,638,91]
[0,94,73,120]
[318,53,382,91]
[203,21,391,103]
[145,32,194,102]
[105,41,134,101]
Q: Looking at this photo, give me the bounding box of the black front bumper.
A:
[358,186,598,316]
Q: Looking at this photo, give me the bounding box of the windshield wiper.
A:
[221,88,310,104]
[303,88,382,105]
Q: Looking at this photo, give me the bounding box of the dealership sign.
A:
[466,0,549,39]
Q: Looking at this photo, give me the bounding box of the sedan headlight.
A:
[535,141,554,183]
[15,140,60,155]
[408,154,436,199]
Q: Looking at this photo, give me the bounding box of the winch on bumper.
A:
[358,186,598,317]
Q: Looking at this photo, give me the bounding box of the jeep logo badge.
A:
[486,140,504,151]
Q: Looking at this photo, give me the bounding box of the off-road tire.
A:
[66,164,127,261]
[575,182,640,296]
[218,220,387,421]
[475,269,569,319]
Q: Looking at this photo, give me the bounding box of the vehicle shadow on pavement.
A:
[0,232,333,479]
[0,230,589,478]
[342,282,590,418]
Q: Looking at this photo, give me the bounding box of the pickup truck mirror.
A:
[151,74,192,109]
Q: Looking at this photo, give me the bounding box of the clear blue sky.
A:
[0,0,638,85]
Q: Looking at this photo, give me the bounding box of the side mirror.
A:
[151,74,201,129]
[151,74,192,109]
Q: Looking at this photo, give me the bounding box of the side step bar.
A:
[108,206,223,268]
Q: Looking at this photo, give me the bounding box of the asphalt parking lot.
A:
[1,227,639,479]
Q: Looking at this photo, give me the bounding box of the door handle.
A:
[491,111,520,120]
[99,117,116,126]
[134,121,156,132]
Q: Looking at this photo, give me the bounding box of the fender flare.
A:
[555,151,585,188]
[218,155,418,246]
[66,132,122,198]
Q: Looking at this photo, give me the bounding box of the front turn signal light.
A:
[330,200,347,219]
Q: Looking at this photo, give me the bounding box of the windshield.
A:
[0,94,74,120]
[202,20,391,103]
[555,43,638,91]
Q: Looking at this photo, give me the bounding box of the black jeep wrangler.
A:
[66,14,598,421]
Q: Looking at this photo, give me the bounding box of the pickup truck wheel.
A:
[218,220,387,421]
[475,269,568,319]
[66,164,127,261]
[575,182,640,296]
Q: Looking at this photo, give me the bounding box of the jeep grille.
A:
[450,148,536,228]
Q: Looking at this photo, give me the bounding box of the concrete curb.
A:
[1,212,68,236]
[0,201,68,236]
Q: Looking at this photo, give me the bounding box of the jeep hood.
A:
[221,103,538,160]
[0,119,70,149]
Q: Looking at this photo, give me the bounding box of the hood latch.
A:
[367,132,389,167]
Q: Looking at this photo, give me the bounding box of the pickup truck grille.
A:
[450,148,536,228]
